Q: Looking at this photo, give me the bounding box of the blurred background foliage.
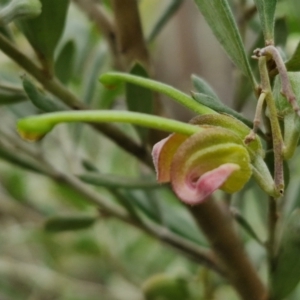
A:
[0,0,300,299]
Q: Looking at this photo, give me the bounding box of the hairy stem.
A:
[258,56,284,195]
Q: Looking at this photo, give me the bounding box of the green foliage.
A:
[253,0,278,42]
[193,0,256,87]
[1,1,300,299]
[16,0,69,69]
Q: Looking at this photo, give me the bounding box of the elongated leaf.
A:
[271,209,300,299]
[191,92,254,128]
[54,40,75,84]
[193,0,256,88]
[253,0,277,42]
[17,0,69,69]
[126,62,153,142]
[147,0,184,42]
[191,74,220,101]
[286,42,300,72]
[78,172,161,190]
[44,214,97,232]
[22,76,67,112]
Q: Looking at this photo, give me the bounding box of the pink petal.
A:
[152,136,170,176]
[152,134,188,183]
[172,163,240,205]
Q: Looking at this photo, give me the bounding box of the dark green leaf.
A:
[22,76,67,112]
[17,0,69,69]
[271,209,300,299]
[191,92,254,128]
[191,74,220,101]
[44,214,97,232]
[54,40,75,84]
[275,17,288,47]
[253,0,277,42]
[126,62,153,142]
[193,0,256,87]
[286,41,300,72]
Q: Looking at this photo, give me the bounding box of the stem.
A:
[72,0,121,68]
[244,92,266,144]
[0,32,152,166]
[258,46,300,116]
[111,0,149,69]
[258,56,284,195]
[100,72,216,115]
[17,110,203,139]
[189,199,267,300]
[267,196,278,284]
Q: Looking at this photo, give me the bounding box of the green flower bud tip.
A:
[0,0,41,26]
[17,117,53,141]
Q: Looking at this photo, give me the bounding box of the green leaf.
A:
[271,209,300,299]
[253,0,277,43]
[44,214,97,232]
[191,92,254,128]
[17,0,69,70]
[193,0,256,88]
[78,172,161,190]
[54,40,75,84]
[286,42,300,72]
[147,0,184,42]
[142,274,190,300]
[275,17,288,47]
[22,76,67,112]
[191,74,220,101]
[126,62,153,142]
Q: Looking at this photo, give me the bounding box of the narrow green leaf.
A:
[275,17,288,47]
[271,209,300,299]
[126,62,153,142]
[286,42,300,72]
[22,76,67,112]
[79,172,161,190]
[231,208,264,245]
[54,40,75,84]
[44,214,97,232]
[253,0,277,43]
[17,0,69,69]
[193,0,256,88]
[191,74,220,101]
[147,0,184,42]
[191,92,254,128]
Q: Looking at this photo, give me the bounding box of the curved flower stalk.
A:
[152,114,278,205]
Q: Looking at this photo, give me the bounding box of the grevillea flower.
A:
[152,114,263,205]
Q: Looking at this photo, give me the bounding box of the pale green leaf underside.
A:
[285,41,300,71]
[194,0,256,88]
[253,0,277,42]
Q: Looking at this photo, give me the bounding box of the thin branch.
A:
[72,0,122,69]
[111,0,149,70]
[189,199,268,300]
